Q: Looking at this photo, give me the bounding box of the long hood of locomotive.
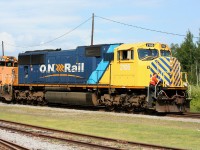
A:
[150,57,182,87]
[18,44,120,85]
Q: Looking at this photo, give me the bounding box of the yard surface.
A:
[0,103,199,150]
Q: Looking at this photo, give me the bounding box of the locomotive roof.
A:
[23,43,123,53]
[116,42,170,50]
[25,48,62,53]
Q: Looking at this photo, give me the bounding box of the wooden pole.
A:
[91,13,94,46]
[2,41,4,56]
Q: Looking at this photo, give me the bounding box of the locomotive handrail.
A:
[154,81,160,98]
[181,72,191,97]
[147,86,150,103]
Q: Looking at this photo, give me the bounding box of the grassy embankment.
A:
[190,85,200,112]
[0,105,199,150]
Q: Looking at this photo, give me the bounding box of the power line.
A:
[41,16,92,45]
[4,16,92,48]
[3,15,199,49]
[95,15,199,39]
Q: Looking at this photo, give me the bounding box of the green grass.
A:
[190,85,200,112]
[0,105,199,149]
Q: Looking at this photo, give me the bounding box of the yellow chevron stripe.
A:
[150,64,157,75]
[160,57,170,72]
[170,57,174,86]
[155,59,170,80]
[174,60,181,86]
[170,57,182,86]
[158,60,169,74]
[150,59,170,86]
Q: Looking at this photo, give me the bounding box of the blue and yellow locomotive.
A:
[0,42,190,112]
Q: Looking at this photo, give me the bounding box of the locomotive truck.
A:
[0,42,190,112]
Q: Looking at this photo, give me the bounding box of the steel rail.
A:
[0,119,185,150]
[0,123,123,150]
[0,138,29,150]
[166,112,200,119]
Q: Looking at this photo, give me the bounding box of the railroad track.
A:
[0,138,29,150]
[166,112,200,119]
[0,119,185,150]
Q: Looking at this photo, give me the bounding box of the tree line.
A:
[170,30,200,85]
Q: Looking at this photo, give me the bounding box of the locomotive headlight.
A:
[166,82,170,87]
[183,82,188,87]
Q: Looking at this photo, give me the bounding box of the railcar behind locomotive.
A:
[0,42,190,112]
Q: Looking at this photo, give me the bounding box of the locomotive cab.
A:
[100,42,172,87]
[0,56,18,101]
[99,42,190,112]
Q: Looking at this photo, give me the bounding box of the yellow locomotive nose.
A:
[170,57,182,87]
[150,57,183,87]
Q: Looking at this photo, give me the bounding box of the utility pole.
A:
[2,41,4,56]
[91,13,94,46]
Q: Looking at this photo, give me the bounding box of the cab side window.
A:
[6,62,13,67]
[117,50,134,60]
[14,63,18,67]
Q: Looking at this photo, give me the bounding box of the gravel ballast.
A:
[0,102,199,123]
[0,129,78,150]
[0,102,199,150]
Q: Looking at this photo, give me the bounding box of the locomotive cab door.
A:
[112,49,135,86]
[24,66,29,79]
[21,65,30,84]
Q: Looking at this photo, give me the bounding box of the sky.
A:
[0,0,200,57]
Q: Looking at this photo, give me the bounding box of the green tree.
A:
[195,29,200,85]
[173,31,196,83]
[170,43,180,57]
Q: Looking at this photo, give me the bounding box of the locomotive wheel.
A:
[12,99,17,104]
[22,99,27,105]
[27,100,32,105]
[31,101,38,106]
[126,106,135,113]
[18,99,23,104]
[38,100,47,106]
[106,105,115,111]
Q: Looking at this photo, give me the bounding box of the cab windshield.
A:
[160,50,171,57]
[138,49,158,61]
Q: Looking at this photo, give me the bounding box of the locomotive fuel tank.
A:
[45,91,98,106]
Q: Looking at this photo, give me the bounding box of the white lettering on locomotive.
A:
[48,64,55,72]
[120,64,130,71]
[40,65,46,73]
[40,63,84,73]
